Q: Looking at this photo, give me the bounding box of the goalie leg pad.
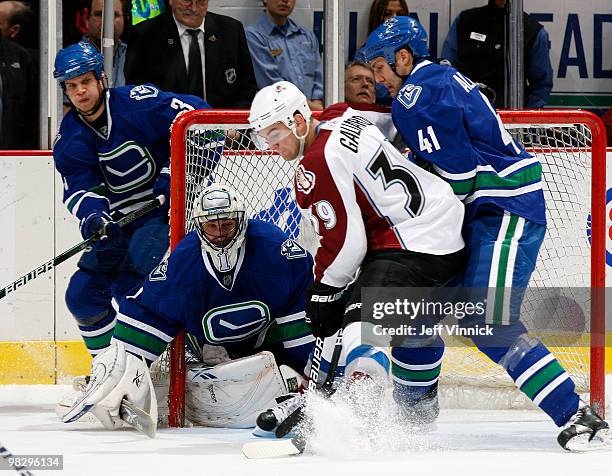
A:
[62,341,157,431]
[186,351,304,428]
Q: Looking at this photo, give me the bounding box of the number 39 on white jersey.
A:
[295,105,465,288]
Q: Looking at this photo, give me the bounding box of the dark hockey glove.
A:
[305,282,345,338]
[152,168,171,215]
[80,211,121,250]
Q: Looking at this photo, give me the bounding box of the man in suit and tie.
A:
[124,0,257,108]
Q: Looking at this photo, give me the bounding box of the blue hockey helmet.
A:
[362,16,429,66]
[53,41,104,84]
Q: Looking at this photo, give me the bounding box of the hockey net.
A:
[161,109,605,426]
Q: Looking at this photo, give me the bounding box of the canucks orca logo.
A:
[397,84,422,110]
[149,260,168,282]
[281,239,307,260]
[129,84,160,100]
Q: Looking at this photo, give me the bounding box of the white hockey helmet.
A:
[248,81,312,151]
[191,184,247,272]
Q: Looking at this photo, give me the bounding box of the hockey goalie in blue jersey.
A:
[361,16,610,451]
[52,41,219,359]
[62,184,316,431]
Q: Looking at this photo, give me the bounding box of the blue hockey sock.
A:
[391,342,443,401]
[501,341,579,426]
[78,308,117,356]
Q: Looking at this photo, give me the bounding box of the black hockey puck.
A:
[256,411,278,431]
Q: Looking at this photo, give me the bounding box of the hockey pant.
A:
[333,249,464,409]
[66,218,169,356]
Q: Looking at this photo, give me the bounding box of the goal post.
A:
[166,108,606,427]
[496,109,605,416]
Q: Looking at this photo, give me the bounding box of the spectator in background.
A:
[344,61,376,105]
[355,0,410,106]
[343,60,400,149]
[125,0,257,108]
[246,0,323,110]
[0,0,38,148]
[62,0,90,46]
[82,0,128,87]
[0,29,35,148]
[441,0,553,109]
[367,0,409,34]
[0,1,33,44]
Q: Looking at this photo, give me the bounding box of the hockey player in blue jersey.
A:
[361,16,609,451]
[53,41,214,359]
[62,184,317,431]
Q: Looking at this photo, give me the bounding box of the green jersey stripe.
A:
[475,163,542,190]
[114,321,168,356]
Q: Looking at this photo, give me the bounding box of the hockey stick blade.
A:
[119,399,157,439]
[242,438,304,459]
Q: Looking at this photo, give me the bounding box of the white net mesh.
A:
[440,123,593,408]
[164,116,598,414]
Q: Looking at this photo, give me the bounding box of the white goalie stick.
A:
[242,330,343,459]
[119,398,157,439]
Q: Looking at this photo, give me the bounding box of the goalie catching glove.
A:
[62,341,157,433]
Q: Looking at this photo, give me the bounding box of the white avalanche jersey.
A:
[296,104,465,288]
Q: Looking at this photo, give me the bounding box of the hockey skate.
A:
[253,392,304,437]
[344,371,387,429]
[557,404,611,452]
[394,381,439,427]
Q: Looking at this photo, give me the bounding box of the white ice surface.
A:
[1,384,611,476]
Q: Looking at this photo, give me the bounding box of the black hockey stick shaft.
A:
[0,195,165,300]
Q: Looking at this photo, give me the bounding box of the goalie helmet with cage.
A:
[191,184,247,272]
[361,16,429,67]
[248,81,312,154]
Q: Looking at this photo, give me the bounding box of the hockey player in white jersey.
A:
[360,16,610,451]
[62,184,318,432]
[249,81,466,426]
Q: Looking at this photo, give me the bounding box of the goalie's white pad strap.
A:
[185,351,303,428]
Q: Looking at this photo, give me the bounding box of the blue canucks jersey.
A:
[53,84,213,223]
[113,220,315,372]
[392,60,546,225]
